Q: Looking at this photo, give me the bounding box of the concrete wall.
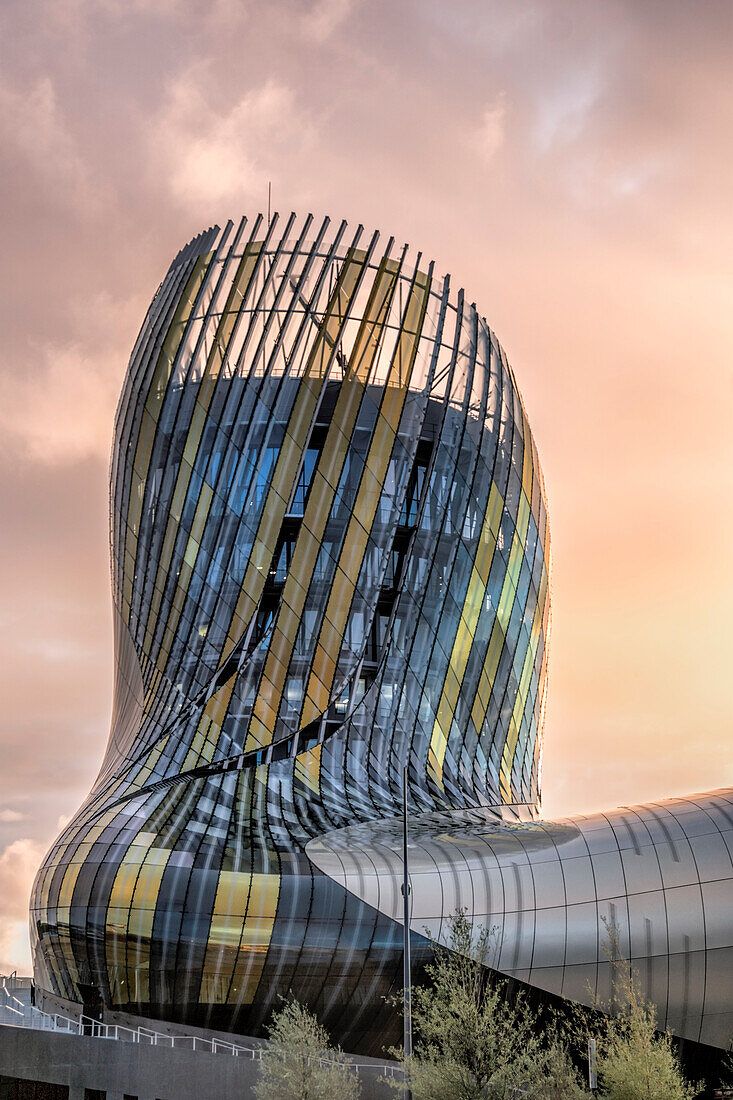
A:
[0,1024,398,1100]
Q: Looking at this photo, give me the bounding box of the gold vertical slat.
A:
[124,846,172,1002]
[123,255,211,616]
[499,558,548,800]
[220,249,369,666]
[198,870,252,1004]
[186,250,370,766]
[428,481,504,787]
[105,827,173,1004]
[141,246,262,665]
[300,268,431,728]
[245,259,401,750]
[234,871,280,1005]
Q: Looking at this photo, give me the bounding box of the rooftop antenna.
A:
[267,181,272,225]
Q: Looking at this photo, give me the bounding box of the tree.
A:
[595,923,699,1100]
[254,998,361,1100]
[529,1027,590,1100]
[391,911,590,1100]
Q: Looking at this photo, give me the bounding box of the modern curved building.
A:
[30,214,733,1056]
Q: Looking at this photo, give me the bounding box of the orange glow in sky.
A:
[1,0,732,971]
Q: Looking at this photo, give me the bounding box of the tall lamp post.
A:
[402,765,413,1100]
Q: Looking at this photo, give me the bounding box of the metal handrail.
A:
[0,977,401,1076]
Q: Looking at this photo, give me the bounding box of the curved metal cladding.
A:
[30,214,551,1051]
[309,789,733,1050]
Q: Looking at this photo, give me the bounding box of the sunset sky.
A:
[1,0,733,973]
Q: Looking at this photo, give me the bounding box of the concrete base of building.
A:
[0,1021,397,1100]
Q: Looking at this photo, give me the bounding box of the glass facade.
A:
[30,214,550,1051]
[34,213,730,1056]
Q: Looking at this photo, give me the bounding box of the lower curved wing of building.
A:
[29,215,732,1055]
[309,789,733,1050]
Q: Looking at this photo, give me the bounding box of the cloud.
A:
[0,75,109,218]
[565,148,674,207]
[0,811,26,824]
[474,95,508,162]
[0,841,44,921]
[533,64,606,151]
[0,839,44,974]
[0,343,117,465]
[19,637,98,664]
[151,71,313,211]
[0,291,140,465]
[301,0,355,42]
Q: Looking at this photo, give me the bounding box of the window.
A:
[400,450,430,527]
[289,445,320,515]
[0,1077,69,1100]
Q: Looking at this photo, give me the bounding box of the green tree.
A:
[391,911,589,1100]
[254,998,361,1100]
[595,924,699,1100]
[529,1027,590,1100]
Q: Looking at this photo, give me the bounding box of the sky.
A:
[1,0,733,974]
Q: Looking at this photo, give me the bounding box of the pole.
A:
[402,765,412,1099]
[588,1037,597,1092]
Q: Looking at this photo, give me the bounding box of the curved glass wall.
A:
[30,214,550,1050]
[30,214,733,1055]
